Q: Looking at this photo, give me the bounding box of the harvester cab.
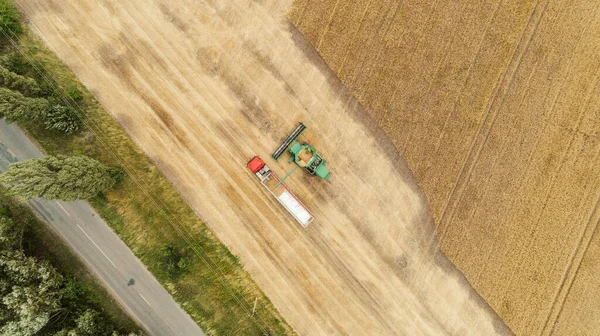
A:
[271,122,331,181]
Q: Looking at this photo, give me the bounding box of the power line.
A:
[0,17,273,335]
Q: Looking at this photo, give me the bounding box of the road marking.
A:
[55,201,71,217]
[139,293,151,306]
[76,224,117,268]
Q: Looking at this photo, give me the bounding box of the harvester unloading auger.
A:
[271,122,331,181]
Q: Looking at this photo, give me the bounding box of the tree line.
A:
[0,0,81,136]
[0,57,81,134]
[0,1,138,334]
[0,0,120,201]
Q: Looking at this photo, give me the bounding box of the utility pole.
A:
[252,297,258,316]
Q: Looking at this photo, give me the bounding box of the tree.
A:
[0,155,119,201]
[0,87,50,124]
[52,309,137,336]
[0,87,81,134]
[111,332,138,336]
[0,66,41,97]
[0,216,23,249]
[0,249,63,335]
[70,309,102,336]
[0,314,49,336]
[0,0,22,38]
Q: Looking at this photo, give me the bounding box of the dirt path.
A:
[18,0,509,334]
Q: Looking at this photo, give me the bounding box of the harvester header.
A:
[271,122,330,181]
[272,122,306,160]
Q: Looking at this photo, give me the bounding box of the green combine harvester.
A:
[271,122,331,181]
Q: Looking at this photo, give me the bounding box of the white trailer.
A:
[247,156,314,227]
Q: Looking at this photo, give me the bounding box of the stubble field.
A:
[289,0,600,335]
[18,0,512,335]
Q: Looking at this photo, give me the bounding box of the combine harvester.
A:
[247,122,329,227]
[271,122,330,181]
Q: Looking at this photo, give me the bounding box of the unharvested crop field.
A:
[289,0,600,335]
[18,0,513,334]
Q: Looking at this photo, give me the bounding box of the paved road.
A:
[0,119,204,336]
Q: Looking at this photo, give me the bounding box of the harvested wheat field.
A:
[18,0,513,335]
[290,0,600,335]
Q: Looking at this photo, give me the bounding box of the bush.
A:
[44,104,81,134]
[177,257,192,270]
[160,244,192,278]
[0,204,9,218]
[108,166,126,184]
[0,52,27,74]
[161,244,178,277]
[0,0,22,38]
[66,86,82,101]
